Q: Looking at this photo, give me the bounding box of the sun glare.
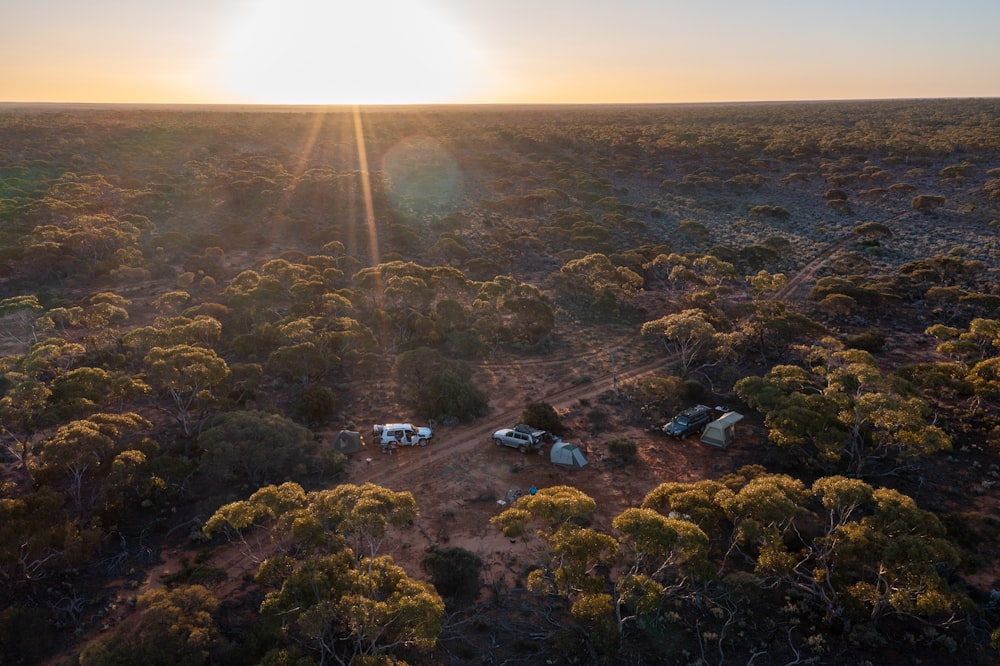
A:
[215,0,484,105]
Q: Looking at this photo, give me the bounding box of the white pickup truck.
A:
[373,423,433,451]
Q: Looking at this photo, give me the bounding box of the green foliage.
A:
[421,546,483,603]
[612,508,710,577]
[606,437,637,463]
[79,585,223,666]
[846,327,886,352]
[393,346,488,422]
[550,252,643,318]
[520,401,564,436]
[144,343,230,440]
[642,308,722,376]
[748,204,790,219]
[294,382,338,427]
[492,486,597,541]
[197,410,316,486]
[735,352,950,472]
[205,483,441,664]
[853,220,892,240]
[640,472,968,623]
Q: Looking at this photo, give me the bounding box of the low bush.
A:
[421,546,483,603]
[606,437,637,464]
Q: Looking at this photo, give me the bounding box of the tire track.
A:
[773,234,855,302]
[773,206,920,303]
[348,354,677,490]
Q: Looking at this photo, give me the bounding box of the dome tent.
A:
[330,429,363,454]
[549,440,588,469]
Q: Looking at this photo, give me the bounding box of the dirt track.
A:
[347,352,675,490]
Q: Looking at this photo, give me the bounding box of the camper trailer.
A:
[700,412,744,448]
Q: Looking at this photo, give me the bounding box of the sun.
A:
[215,0,485,105]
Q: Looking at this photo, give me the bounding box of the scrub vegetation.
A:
[2,99,1000,664]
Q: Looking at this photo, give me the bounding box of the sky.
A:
[4,0,999,105]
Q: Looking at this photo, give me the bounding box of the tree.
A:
[736,352,950,473]
[36,412,152,519]
[642,471,967,629]
[819,485,962,619]
[22,213,150,281]
[393,347,488,422]
[0,370,51,483]
[0,487,89,592]
[610,507,711,641]
[122,315,223,356]
[520,401,564,436]
[853,220,892,242]
[0,295,44,347]
[738,300,825,362]
[144,344,230,444]
[197,410,317,486]
[203,483,443,664]
[492,485,711,655]
[295,382,338,427]
[551,253,643,316]
[46,366,150,422]
[746,269,787,300]
[471,277,555,350]
[818,293,858,319]
[78,585,223,666]
[641,309,722,377]
[499,295,556,347]
[421,546,483,603]
[266,341,330,385]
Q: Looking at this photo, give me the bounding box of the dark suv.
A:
[662,405,714,438]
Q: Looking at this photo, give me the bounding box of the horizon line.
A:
[1,96,998,111]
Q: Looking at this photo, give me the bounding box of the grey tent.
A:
[550,441,588,469]
[330,430,363,454]
[700,412,744,448]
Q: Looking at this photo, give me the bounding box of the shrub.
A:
[678,219,709,243]
[521,401,564,436]
[421,546,483,603]
[198,410,317,486]
[606,437,637,464]
[846,328,886,353]
[683,380,707,401]
[853,221,892,240]
[295,383,338,427]
[587,408,610,432]
[748,205,790,220]
[395,347,489,422]
[912,194,946,213]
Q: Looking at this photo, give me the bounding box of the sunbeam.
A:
[352,106,380,269]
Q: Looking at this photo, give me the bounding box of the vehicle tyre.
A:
[418,438,427,446]
[518,444,527,453]
[494,438,502,446]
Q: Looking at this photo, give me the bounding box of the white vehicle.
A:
[373,423,433,450]
[492,424,549,453]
